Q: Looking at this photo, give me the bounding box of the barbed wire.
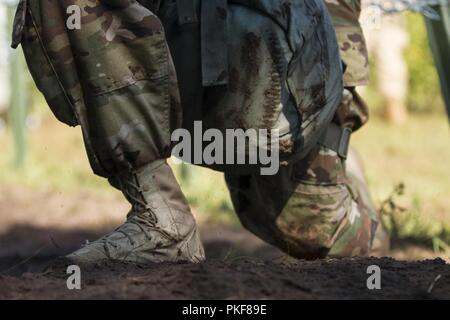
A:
[368,0,449,20]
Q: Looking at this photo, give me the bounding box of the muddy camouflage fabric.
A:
[159,0,344,166]
[225,143,379,259]
[324,0,369,86]
[325,0,370,131]
[13,0,381,259]
[225,0,378,258]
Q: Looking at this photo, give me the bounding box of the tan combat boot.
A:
[66,160,205,266]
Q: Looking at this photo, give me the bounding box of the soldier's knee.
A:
[227,159,375,260]
[272,183,355,259]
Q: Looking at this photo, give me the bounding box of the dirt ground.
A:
[0,186,449,300]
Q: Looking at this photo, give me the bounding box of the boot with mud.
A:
[65,160,205,266]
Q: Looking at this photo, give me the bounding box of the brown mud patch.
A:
[0,257,449,300]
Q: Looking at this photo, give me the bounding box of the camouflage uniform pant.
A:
[217,0,379,258]
[225,88,378,259]
[15,0,380,260]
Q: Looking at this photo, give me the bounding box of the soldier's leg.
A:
[227,148,376,259]
[222,0,388,259]
[333,88,390,256]
[15,0,204,265]
[225,152,353,260]
[226,149,380,259]
[226,89,389,259]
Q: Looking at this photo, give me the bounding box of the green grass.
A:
[172,163,237,225]
[352,114,450,254]
[352,114,450,226]
[380,183,450,255]
[0,118,110,192]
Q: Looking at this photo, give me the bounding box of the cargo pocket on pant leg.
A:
[71,15,179,170]
[12,1,79,127]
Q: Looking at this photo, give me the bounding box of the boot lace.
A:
[89,170,174,254]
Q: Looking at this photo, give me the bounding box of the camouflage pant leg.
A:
[15,0,181,177]
[225,150,378,259]
[225,90,379,259]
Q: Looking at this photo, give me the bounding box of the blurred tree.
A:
[7,3,27,167]
[405,12,445,113]
[0,6,9,116]
[425,3,450,119]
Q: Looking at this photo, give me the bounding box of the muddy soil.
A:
[0,186,449,300]
[1,257,449,300]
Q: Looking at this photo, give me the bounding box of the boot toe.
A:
[65,244,110,266]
